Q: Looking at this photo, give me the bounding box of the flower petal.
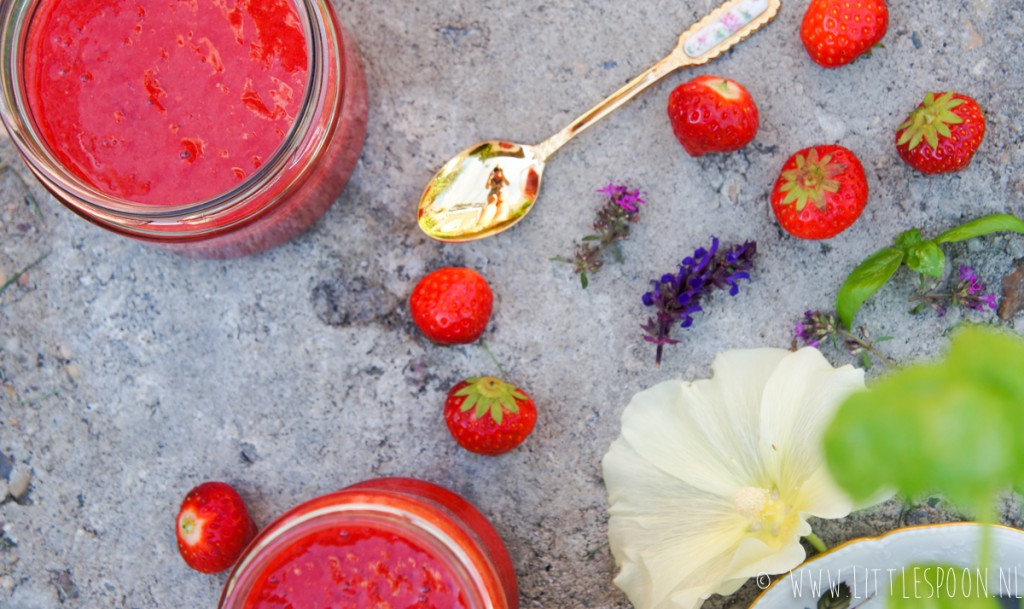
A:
[604,435,750,609]
[757,348,866,517]
[613,349,790,497]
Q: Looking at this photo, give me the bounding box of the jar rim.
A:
[218,490,498,609]
[0,0,342,226]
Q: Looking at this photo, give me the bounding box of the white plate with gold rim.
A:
[752,523,1024,608]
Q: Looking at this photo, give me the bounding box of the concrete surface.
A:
[2,0,1024,607]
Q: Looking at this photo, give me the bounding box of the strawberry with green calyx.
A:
[770,145,868,240]
[444,376,537,456]
[895,91,986,175]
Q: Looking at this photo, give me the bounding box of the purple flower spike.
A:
[641,238,757,366]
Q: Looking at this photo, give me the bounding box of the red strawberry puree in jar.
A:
[219,478,519,609]
[25,0,308,206]
[0,0,367,257]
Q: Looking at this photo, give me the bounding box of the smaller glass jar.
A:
[0,0,367,258]
[219,477,519,609]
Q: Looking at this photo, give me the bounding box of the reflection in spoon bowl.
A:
[418,141,542,242]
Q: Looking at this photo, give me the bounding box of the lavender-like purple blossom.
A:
[955,265,998,312]
[641,238,757,366]
[794,310,841,350]
[912,265,997,317]
[595,183,646,212]
[793,310,896,369]
[558,182,646,288]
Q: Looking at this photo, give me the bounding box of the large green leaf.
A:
[836,247,905,329]
[934,214,1024,244]
[824,326,1024,517]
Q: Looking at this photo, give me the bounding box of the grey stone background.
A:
[2,0,1023,607]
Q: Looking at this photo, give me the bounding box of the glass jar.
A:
[0,0,367,258]
[218,477,519,609]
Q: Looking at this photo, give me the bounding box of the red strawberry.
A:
[666,75,759,157]
[770,145,868,240]
[175,481,257,574]
[801,0,888,68]
[410,267,493,345]
[444,377,537,456]
[895,91,986,175]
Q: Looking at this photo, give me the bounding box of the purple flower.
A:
[793,310,835,349]
[913,265,997,317]
[596,183,646,213]
[641,238,757,365]
[953,265,997,312]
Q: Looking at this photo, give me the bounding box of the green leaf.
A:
[836,247,905,329]
[824,326,1024,516]
[894,228,924,253]
[580,271,588,289]
[905,241,947,278]
[934,213,1024,244]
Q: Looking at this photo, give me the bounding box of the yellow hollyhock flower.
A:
[602,347,878,609]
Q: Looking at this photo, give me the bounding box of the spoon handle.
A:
[533,0,781,161]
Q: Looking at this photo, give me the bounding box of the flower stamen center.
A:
[733,486,791,536]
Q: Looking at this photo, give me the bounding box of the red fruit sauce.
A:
[219,478,519,609]
[243,524,468,608]
[24,0,308,206]
[0,0,367,257]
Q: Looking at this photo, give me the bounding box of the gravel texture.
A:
[2,1,1024,608]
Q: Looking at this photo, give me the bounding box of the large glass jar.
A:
[0,0,367,258]
[218,477,520,609]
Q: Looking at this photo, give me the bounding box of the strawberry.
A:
[800,0,888,68]
[444,376,537,456]
[895,91,986,175]
[175,481,257,574]
[410,267,493,345]
[770,145,868,240]
[666,75,759,157]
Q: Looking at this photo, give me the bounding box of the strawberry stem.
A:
[479,339,509,380]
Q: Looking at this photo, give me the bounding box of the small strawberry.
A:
[444,376,536,456]
[666,75,759,157]
[801,0,889,68]
[895,91,986,175]
[410,267,493,345]
[770,145,868,240]
[175,481,257,574]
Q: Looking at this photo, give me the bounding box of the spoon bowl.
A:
[418,141,544,242]
[417,0,781,242]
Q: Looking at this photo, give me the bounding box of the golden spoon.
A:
[417,0,782,242]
